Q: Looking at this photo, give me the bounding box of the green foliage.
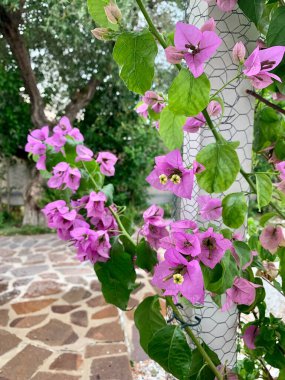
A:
[278,248,285,294]
[255,173,273,210]
[196,143,240,194]
[267,6,285,46]
[189,345,220,380]
[87,0,119,30]
[113,30,158,94]
[94,241,137,310]
[159,107,186,150]
[232,241,252,270]
[148,325,193,380]
[168,69,210,117]
[134,295,166,353]
[222,192,247,229]
[135,238,158,272]
[238,0,265,26]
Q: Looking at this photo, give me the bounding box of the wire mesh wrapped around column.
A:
[171,0,259,371]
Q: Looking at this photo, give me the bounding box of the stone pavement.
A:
[0,234,157,380]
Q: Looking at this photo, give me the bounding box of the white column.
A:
[179,0,258,367]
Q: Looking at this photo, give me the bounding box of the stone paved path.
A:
[0,234,157,380]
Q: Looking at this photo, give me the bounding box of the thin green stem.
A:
[202,109,222,142]
[167,297,223,380]
[211,74,242,99]
[108,206,136,248]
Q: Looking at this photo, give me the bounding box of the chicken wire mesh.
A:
[170,0,258,370]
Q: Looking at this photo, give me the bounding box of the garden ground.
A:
[0,234,163,380]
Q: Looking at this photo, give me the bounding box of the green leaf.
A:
[233,241,252,270]
[101,183,114,204]
[196,143,240,193]
[267,6,285,46]
[148,325,192,380]
[202,251,239,295]
[238,0,265,25]
[159,107,186,150]
[87,0,118,30]
[222,192,247,229]
[256,173,273,210]
[278,248,285,294]
[94,242,137,310]
[134,295,166,353]
[168,68,210,116]
[253,107,284,152]
[259,212,278,227]
[275,138,285,161]
[265,346,285,369]
[278,369,285,380]
[136,238,158,272]
[113,30,158,95]
[189,344,220,380]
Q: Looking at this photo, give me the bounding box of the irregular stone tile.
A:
[70,310,88,327]
[125,309,135,320]
[52,305,79,314]
[32,373,80,380]
[24,280,64,298]
[13,278,32,287]
[0,330,21,355]
[48,253,69,262]
[85,343,127,358]
[57,267,93,276]
[65,276,87,286]
[90,280,101,292]
[131,325,148,362]
[0,344,52,380]
[40,273,59,280]
[0,248,16,257]
[91,305,118,320]
[128,297,139,308]
[86,295,106,308]
[12,299,56,314]
[0,280,8,293]
[62,287,92,304]
[11,265,49,277]
[0,289,20,306]
[10,314,47,328]
[90,355,132,380]
[27,319,78,346]
[132,282,145,295]
[0,309,9,327]
[25,254,46,265]
[49,353,83,370]
[0,265,12,274]
[86,321,124,342]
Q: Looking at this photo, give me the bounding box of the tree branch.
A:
[0,4,48,128]
[65,77,100,122]
[246,90,285,116]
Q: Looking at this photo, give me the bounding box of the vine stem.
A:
[167,297,223,380]
[211,74,242,99]
[246,90,285,116]
[108,206,137,248]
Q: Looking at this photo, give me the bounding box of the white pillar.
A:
[179,0,258,367]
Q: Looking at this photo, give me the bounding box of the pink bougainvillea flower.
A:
[276,161,285,180]
[75,145,94,162]
[174,22,222,78]
[216,0,237,12]
[215,366,238,380]
[172,231,201,257]
[152,249,204,304]
[53,116,72,135]
[90,208,118,236]
[31,126,49,141]
[47,162,70,190]
[165,46,185,64]
[183,113,206,133]
[42,200,69,228]
[197,195,222,221]
[146,149,194,199]
[141,205,169,249]
[136,102,148,118]
[45,132,66,152]
[64,167,81,192]
[242,325,260,350]
[170,219,198,233]
[222,277,260,311]
[243,46,285,89]
[85,191,107,218]
[193,161,205,175]
[259,225,285,253]
[198,227,232,268]
[36,155,47,171]
[207,100,222,117]
[96,152,118,177]
[142,91,165,113]
[272,92,285,101]
[232,41,246,64]
[69,128,84,142]
[25,135,46,156]
[143,204,165,225]
[200,17,216,33]
[276,180,285,194]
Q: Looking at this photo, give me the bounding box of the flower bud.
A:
[104,1,122,24]
[200,17,216,33]
[207,100,222,117]
[165,46,184,64]
[232,41,246,64]
[91,28,110,41]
